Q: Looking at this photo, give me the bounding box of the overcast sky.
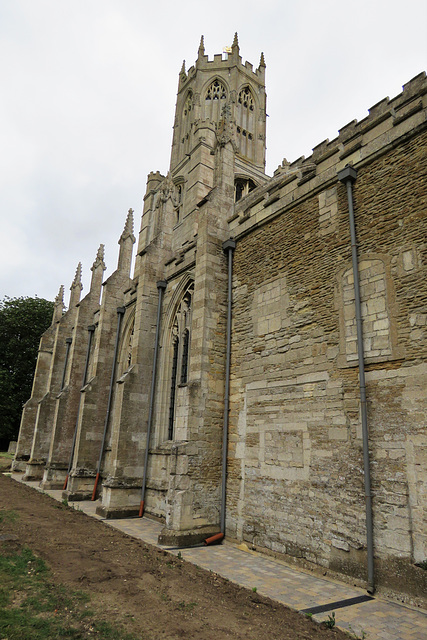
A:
[1,0,426,305]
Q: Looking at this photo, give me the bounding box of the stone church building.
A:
[13,35,426,600]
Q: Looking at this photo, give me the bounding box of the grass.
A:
[0,509,18,524]
[0,545,140,639]
[0,451,14,459]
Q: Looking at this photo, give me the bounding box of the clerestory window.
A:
[235,177,256,202]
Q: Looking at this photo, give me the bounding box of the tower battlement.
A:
[178,33,265,93]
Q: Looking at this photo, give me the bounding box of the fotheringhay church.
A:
[13,35,427,602]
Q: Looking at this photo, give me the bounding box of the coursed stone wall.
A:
[227,126,427,597]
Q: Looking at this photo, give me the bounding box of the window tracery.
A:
[181,91,193,153]
[236,85,256,159]
[126,321,134,368]
[183,91,193,116]
[204,79,227,123]
[173,183,183,224]
[235,178,256,202]
[205,79,227,101]
[167,283,194,440]
[118,315,135,375]
[238,87,254,111]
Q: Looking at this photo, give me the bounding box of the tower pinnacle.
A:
[198,35,205,56]
[232,32,239,50]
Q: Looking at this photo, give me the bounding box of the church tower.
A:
[128,36,269,542]
[137,33,268,269]
[169,33,267,211]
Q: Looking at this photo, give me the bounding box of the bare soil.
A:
[0,473,348,640]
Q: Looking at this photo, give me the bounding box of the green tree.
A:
[0,296,54,445]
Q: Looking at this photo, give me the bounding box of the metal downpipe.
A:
[205,239,235,546]
[139,280,167,517]
[63,324,95,491]
[338,166,375,594]
[91,307,125,501]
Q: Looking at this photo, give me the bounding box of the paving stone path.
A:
[12,474,427,640]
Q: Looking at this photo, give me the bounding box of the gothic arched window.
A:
[181,91,193,154]
[167,283,193,440]
[173,182,183,224]
[118,314,135,375]
[236,86,256,159]
[204,79,227,123]
[235,177,256,202]
[238,86,254,111]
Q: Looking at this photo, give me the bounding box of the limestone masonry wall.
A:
[227,121,427,597]
[13,37,426,601]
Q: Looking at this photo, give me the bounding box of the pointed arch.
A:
[181,90,193,155]
[203,78,228,123]
[235,85,257,160]
[157,275,194,443]
[118,307,136,375]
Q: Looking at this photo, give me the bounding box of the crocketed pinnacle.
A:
[69,261,83,308]
[53,285,65,322]
[71,262,82,288]
[91,244,106,272]
[180,60,186,75]
[232,32,239,49]
[119,208,135,244]
[259,51,266,68]
[198,35,205,55]
[55,285,64,306]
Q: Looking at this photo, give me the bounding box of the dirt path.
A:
[0,474,347,639]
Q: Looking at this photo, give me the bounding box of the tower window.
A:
[238,87,254,111]
[205,79,227,102]
[236,86,256,159]
[183,92,193,117]
[173,183,183,224]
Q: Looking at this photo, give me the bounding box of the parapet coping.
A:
[229,72,427,238]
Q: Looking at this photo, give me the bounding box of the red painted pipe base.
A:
[91,473,100,501]
[138,500,144,518]
[62,474,69,491]
[204,532,224,546]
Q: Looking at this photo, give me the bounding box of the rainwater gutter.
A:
[91,307,125,501]
[205,238,236,545]
[63,325,95,491]
[139,280,167,517]
[338,166,375,594]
